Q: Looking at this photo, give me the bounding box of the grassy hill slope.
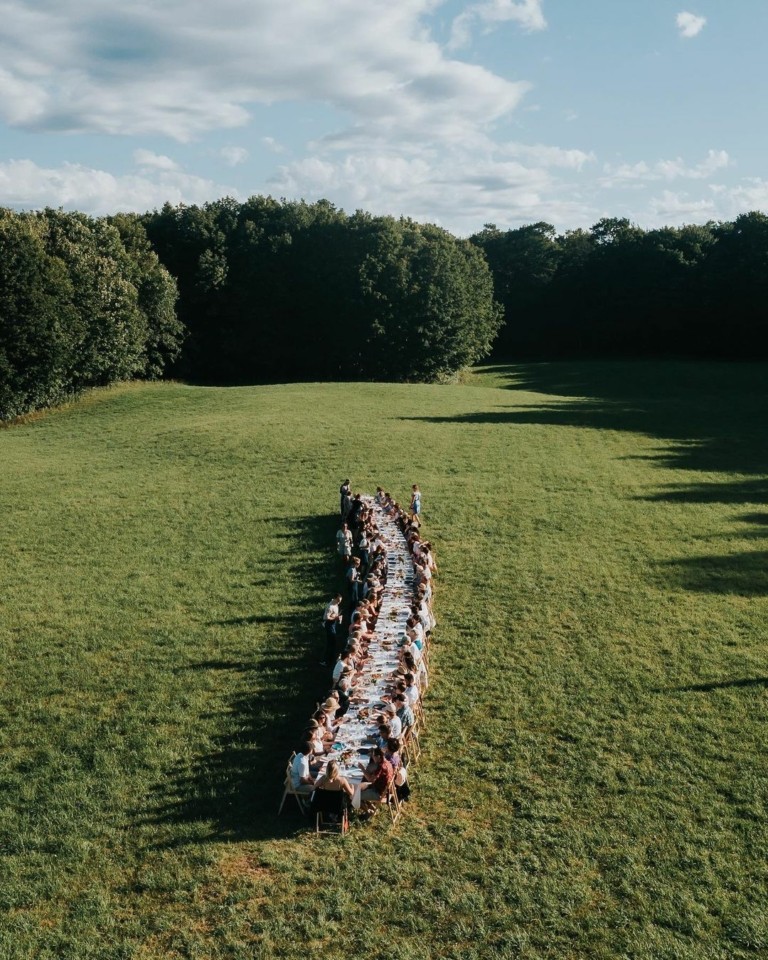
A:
[0,363,766,959]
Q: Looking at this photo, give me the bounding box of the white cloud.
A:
[676,11,706,38]
[133,149,179,171]
[449,0,547,49]
[709,178,768,217]
[220,146,248,166]
[503,142,594,171]
[0,158,237,214]
[270,141,594,235]
[261,136,286,154]
[602,149,730,185]
[0,1,530,144]
[648,189,716,220]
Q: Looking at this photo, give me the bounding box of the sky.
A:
[0,0,765,236]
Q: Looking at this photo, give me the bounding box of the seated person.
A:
[312,707,335,742]
[312,759,354,805]
[332,649,354,684]
[322,696,344,731]
[384,737,402,772]
[335,667,355,715]
[383,703,402,739]
[394,693,414,732]
[375,722,392,750]
[403,672,420,706]
[290,742,316,797]
[422,542,438,574]
[303,720,326,757]
[358,747,394,806]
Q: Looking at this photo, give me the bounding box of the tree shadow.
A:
[139,513,344,844]
[467,361,768,475]
[640,479,768,506]
[655,677,768,694]
[420,361,768,595]
[658,549,768,596]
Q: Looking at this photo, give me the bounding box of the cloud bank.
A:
[0,0,529,144]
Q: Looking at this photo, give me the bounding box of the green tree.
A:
[0,212,78,418]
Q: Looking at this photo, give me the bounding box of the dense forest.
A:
[0,209,182,421]
[470,212,768,359]
[2,198,768,421]
[142,197,501,384]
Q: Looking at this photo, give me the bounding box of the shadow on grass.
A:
[141,513,344,843]
[411,360,768,477]
[659,676,768,693]
[418,361,768,596]
[658,550,768,596]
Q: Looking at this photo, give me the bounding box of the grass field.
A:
[0,361,766,960]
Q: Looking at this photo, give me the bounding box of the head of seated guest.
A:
[402,652,419,676]
[322,696,341,724]
[385,737,402,771]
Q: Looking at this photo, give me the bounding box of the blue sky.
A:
[0,0,764,235]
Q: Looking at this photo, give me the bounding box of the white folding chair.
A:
[277,753,310,815]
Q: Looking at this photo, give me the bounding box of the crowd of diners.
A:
[288,482,436,820]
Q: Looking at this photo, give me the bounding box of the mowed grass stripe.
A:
[0,365,766,959]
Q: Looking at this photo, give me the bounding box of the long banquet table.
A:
[312,496,415,808]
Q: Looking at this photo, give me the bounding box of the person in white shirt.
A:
[384,704,402,739]
[332,649,354,684]
[404,674,420,706]
[290,742,315,794]
[322,593,343,666]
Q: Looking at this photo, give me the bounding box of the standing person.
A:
[346,556,362,609]
[358,529,370,575]
[339,479,351,516]
[336,522,353,562]
[321,593,343,667]
[348,493,364,530]
[410,484,421,518]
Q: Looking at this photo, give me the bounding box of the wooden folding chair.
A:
[312,790,350,835]
[402,718,421,764]
[413,696,426,730]
[277,754,310,815]
[387,776,403,825]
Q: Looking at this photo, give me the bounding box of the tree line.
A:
[0,208,182,420]
[3,199,768,420]
[470,213,768,359]
[141,197,501,384]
